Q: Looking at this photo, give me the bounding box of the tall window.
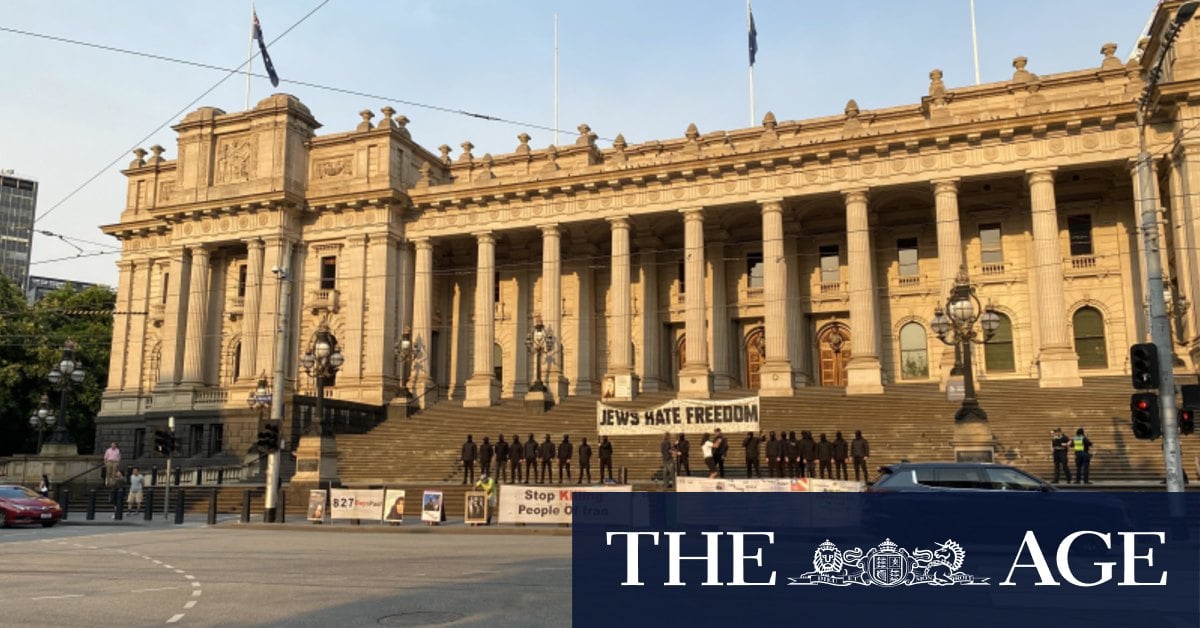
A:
[1073,306,1108,369]
[236,264,248,298]
[897,238,919,277]
[320,256,337,290]
[232,342,242,382]
[677,260,686,295]
[1068,215,1093,256]
[494,272,501,303]
[819,245,840,283]
[189,425,204,457]
[747,252,764,289]
[161,272,170,304]
[899,323,929,379]
[984,313,1015,372]
[979,224,1003,264]
[133,428,146,458]
[208,424,224,457]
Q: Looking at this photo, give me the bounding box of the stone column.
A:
[759,199,794,396]
[1027,168,1082,387]
[341,235,368,383]
[157,250,188,388]
[843,189,884,394]
[180,246,211,386]
[240,239,265,381]
[541,225,569,400]
[107,259,134,391]
[605,216,638,399]
[466,231,500,406]
[411,238,437,406]
[1166,157,1193,350]
[124,260,151,391]
[784,221,806,387]
[678,207,712,398]
[637,239,665,391]
[707,234,734,390]
[573,245,599,394]
[933,178,964,385]
[363,233,399,401]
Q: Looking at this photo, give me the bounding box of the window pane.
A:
[985,314,1015,372]
[980,224,1003,264]
[1073,307,1107,369]
[320,256,337,290]
[899,323,928,379]
[747,252,764,289]
[820,245,839,283]
[1068,215,1093,256]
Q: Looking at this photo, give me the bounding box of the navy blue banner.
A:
[573,493,1200,628]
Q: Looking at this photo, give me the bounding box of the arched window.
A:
[1073,306,1108,369]
[899,323,928,379]
[984,313,1015,372]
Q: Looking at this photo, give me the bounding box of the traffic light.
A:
[256,422,280,453]
[154,429,176,455]
[1180,408,1195,436]
[1130,343,1160,389]
[1182,384,1199,436]
[1131,392,1161,440]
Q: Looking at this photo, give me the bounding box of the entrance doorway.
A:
[817,323,851,387]
[745,327,765,389]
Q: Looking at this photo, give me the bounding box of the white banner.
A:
[675,477,864,493]
[329,488,386,520]
[497,485,632,525]
[597,396,760,436]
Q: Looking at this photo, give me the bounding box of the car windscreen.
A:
[0,486,39,499]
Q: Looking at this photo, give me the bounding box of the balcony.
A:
[193,389,229,405]
[897,275,921,288]
[819,281,842,294]
[226,296,245,320]
[980,262,1005,276]
[309,288,340,314]
[1065,255,1105,279]
[1070,255,1096,269]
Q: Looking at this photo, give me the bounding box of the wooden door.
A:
[818,324,851,387]
[745,328,765,389]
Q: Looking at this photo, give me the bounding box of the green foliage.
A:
[0,275,114,456]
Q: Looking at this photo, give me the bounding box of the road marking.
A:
[32,594,84,600]
[163,564,174,569]
[184,575,195,580]
[166,613,185,623]
[535,567,569,571]
[191,582,201,588]
[131,586,179,593]
[192,590,202,597]
[153,560,162,564]
[174,569,185,574]
[184,601,197,609]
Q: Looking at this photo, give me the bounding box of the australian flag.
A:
[253,10,280,87]
[748,6,758,66]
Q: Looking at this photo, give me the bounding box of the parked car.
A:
[867,462,1055,492]
[0,484,63,527]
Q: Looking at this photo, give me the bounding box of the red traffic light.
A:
[1136,399,1151,411]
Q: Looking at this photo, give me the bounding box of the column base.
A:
[524,389,551,415]
[547,374,569,404]
[292,435,340,486]
[465,374,500,407]
[846,357,884,395]
[412,377,439,409]
[712,373,737,391]
[640,377,667,393]
[759,360,795,397]
[951,416,996,463]
[1036,347,1083,388]
[677,365,712,399]
[603,372,640,401]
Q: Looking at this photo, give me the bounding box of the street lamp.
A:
[394,326,416,401]
[301,322,344,437]
[45,339,85,447]
[524,315,555,392]
[28,394,56,453]
[931,269,1000,424]
[247,372,272,417]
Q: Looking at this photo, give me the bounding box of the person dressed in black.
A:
[1073,428,1093,484]
[460,435,478,485]
[832,431,849,481]
[851,430,871,481]
[1051,427,1072,484]
[713,428,728,478]
[509,434,522,484]
[557,435,573,484]
[660,432,676,488]
[479,436,494,478]
[524,433,538,484]
[599,436,614,482]
[675,434,691,476]
[578,437,593,484]
[765,432,781,478]
[743,432,762,479]
[538,434,556,484]
[494,433,509,483]
[815,433,834,479]
[785,431,800,478]
[799,431,817,479]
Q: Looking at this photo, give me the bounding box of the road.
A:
[0,522,571,627]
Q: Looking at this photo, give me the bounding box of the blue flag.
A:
[253,10,280,87]
[748,7,758,66]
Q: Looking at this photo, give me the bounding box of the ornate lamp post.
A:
[28,394,56,453]
[931,270,1001,424]
[394,326,417,401]
[525,315,554,392]
[45,339,85,449]
[300,322,344,437]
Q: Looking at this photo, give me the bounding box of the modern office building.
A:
[0,170,37,290]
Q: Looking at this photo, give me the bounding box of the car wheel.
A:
[0,515,9,528]
[41,521,57,528]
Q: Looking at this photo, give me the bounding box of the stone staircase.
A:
[335,376,1199,486]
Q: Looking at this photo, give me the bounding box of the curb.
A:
[216,521,573,536]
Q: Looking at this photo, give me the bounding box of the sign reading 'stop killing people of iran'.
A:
[597,397,760,436]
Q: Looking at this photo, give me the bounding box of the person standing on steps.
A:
[851,430,871,482]
[743,432,762,479]
[702,434,718,479]
[509,434,523,484]
[557,435,573,484]
[659,432,676,488]
[479,436,494,479]
[1050,427,1072,484]
[785,431,799,478]
[765,432,781,478]
[599,436,614,482]
[832,431,849,481]
[524,433,538,484]
[538,434,556,484]
[578,437,593,484]
[799,431,817,479]
[1073,428,1094,484]
[713,428,728,478]
[103,442,121,487]
[127,467,144,515]
[460,435,478,485]
[494,433,509,483]
[816,433,834,479]
[675,434,691,477]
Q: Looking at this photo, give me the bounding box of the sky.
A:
[0,0,1159,287]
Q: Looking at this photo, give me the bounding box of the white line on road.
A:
[131,586,180,593]
[192,590,202,597]
[31,594,84,600]
[166,613,185,623]
[191,582,201,588]
[163,564,174,569]
[184,575,195,580]
[184,601,196,609]
[174,569,184,574]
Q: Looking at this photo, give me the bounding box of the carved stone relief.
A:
[314,155,354,180]
[215,135,255,184]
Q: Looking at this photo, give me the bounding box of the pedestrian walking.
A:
[851,430,871,481]
[557,435,573,483]
[1073,428,1093,484]
[460,435,478,485]
[743,432,762,478]
[599,436,614,482]
[833,431,849,481]
[36,474,50,498]
[578,437,593,484]
[127,467,144,514]
[701,434,718,479]
[1051,427,1072,484]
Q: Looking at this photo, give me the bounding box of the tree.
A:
[0,275,38,456]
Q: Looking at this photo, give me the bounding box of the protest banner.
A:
[497,485,632,525]
[329,488,386,520]
[597,396,760,436]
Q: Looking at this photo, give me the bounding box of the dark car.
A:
[868,462,1055,492]
[0,484,63,527]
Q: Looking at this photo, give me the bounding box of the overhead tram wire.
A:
[26,0,332,226]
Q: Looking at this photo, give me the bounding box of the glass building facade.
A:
[0,171,37,289]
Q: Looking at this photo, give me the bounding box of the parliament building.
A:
[98,2,1200,463]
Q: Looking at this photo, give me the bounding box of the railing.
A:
[310,289,340,313]
[194,389,229,404]
[897,276,921,287]
[1070,255,1096,269]
[745,286,763,298]
[980,262,1005,276]
[819,281,842,294]
[146,462,253,487]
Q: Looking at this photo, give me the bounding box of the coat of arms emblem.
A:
[789,538,989,587]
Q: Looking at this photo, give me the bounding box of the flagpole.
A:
[970,0,981,85]
[246,2,255,109]
[748,0,755,126]
[554,13,559,147]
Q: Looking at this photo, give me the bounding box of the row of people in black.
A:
[662,430,872,482]
[460,434,615,485]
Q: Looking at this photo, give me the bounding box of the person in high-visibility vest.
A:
[1072,428,1093,484]
[474,473,496,524]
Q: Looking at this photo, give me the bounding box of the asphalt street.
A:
[0,521,572,627]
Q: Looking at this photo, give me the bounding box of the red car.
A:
[0,484,63,527]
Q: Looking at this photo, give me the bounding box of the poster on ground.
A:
[421,490,444,523]
[597,396,760,436]
[329,488,386,520]
[383,489,406,523]
[306,489,327,522]
[465,491,488,524]
[497,485,633,525]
